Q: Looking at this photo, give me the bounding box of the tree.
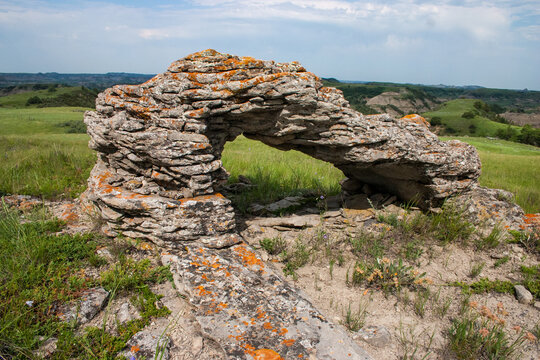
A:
[462,111,475,119]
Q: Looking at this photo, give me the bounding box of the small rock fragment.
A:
[116,302,141,325]
[356,325,392,348]
[59,287,109,324]
[121,328,170,360]
[514,285,533,304]
[34,338,57,358]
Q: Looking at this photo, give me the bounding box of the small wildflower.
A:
[524,332,537,342]
[382,257,390,264]
[469,301,478,309]
[363,289,369,295]
[497,318,505,325]
[319,195,325,200]
[479,328,489,338]
[25,300,34,307]
[512,325,522,333]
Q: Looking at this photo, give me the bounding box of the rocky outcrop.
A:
[162,244,373,359]
[83,49,482,245]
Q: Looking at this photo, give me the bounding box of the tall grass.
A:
[0,135,95,198]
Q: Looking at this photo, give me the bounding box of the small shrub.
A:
[282,240,310,278]
[476,225,504,250]
[352,257,427,293]
[448,313,525,359]
[25,96,42,106]
[452,278,514,296]
[509,227,539,255]
[55,120,87,134]
[100,257,172,294]
[259,237,286,255]
[461,111,476,119]
[429,204,475,245]
[404,240,424,262]
[378,213,399,227]
[430,116,442,126]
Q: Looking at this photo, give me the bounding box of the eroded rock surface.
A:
[83,49,482,245]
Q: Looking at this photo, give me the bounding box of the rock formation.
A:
[84,49,482,246]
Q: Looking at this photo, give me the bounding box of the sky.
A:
[0,0,539,90]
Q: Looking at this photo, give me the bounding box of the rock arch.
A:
[84,49,481,247]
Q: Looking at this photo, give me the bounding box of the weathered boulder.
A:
[83,49,485,245]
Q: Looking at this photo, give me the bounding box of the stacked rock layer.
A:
[84,49,481,246]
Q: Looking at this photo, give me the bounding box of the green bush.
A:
[430,116,442,126]
[462,111,476,119]
[25,96,42,106]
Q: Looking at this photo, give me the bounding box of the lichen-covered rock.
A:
[83,49,484,244]
[163,244,373,359]
[59,287,109,325]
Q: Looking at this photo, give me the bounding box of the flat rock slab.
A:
[245,214,321,229]
[162,243,372,359]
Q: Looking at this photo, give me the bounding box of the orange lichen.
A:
[399,114,429,127]
[263,322,273,330]
[253,349,283,360]
[233,244,265,271]
[282,339,295,347]
[196,285,213,297]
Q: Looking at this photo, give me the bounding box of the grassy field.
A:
[424,99,520,137]
[442,137,540,213]
[0,93,538,212]
[0,107,88,135]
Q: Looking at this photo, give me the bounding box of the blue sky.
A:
[0,0,539,89]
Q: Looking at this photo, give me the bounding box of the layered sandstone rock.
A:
[84,49,483,245]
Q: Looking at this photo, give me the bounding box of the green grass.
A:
[441,137,540,213]
[0,134,95,198]
[0,107,88,135]
[0,103,537,214]
[222,135,344,211]
[0,206,101,358]
[0,206,173,359]
[424,99,520,136]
